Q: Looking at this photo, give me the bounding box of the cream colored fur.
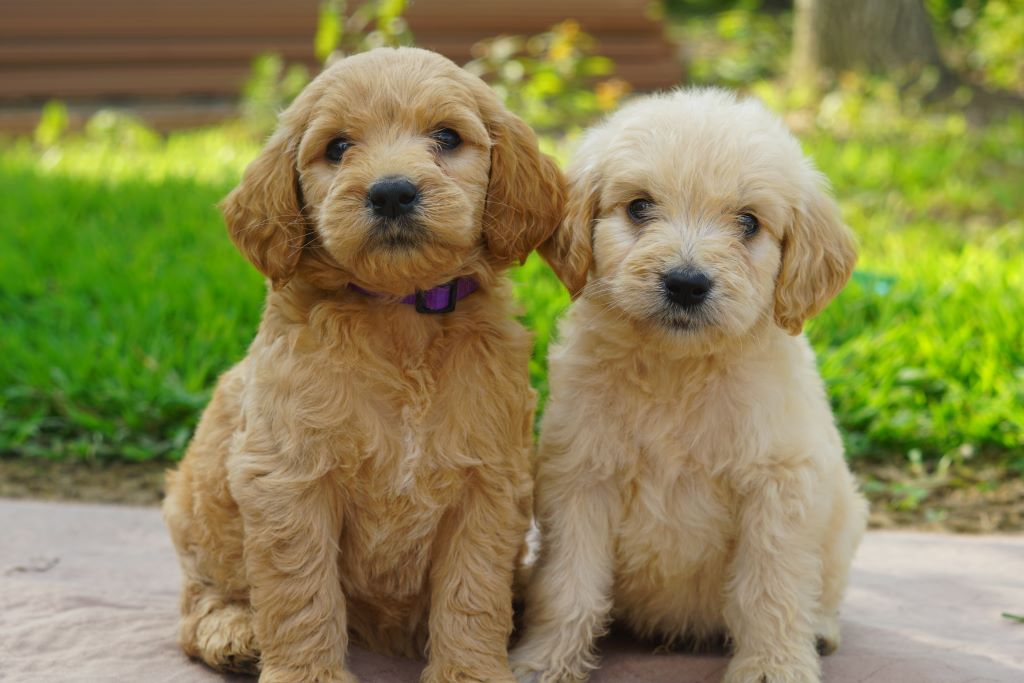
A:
[513,88,868,683]
[162,47,564,683]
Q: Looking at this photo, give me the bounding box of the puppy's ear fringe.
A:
[478,92,567,268]
[538,167,599,299]
[773,173,858,335]
[220,89,316,290]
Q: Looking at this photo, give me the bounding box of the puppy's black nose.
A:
[663,268,713,308]
[368,176,419,219]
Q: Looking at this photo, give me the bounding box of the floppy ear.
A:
[773,171,857,335]
[220,90,315,290]
[479,103,566,267]
[538,161,600,298]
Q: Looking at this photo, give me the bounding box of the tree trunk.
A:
[789,0,1024,121]
[790,0,947,85]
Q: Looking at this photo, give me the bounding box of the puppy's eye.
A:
[737,212,759,238]
[325,138,351,163]
[627,198,654,224]
[430,128,462,151]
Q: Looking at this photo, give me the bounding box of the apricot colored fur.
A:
[163,47,564,683]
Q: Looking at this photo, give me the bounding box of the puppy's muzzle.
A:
[662,268,713,309]
[368,175,420,219]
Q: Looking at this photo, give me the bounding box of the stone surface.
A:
[1,499,1021,682]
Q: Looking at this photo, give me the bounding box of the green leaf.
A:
[34,101,69,148]
[315,1,343,63]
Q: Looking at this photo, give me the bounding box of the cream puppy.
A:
[513,89,868,683]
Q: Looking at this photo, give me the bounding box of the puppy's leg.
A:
[723,465,822,683]
[510,471,620,683]
[815,477,867,656]
[421,483,528,683]
[165,457,260,674]
[231,460,354,683]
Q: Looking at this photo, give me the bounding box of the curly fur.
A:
[163,47,565,683]
[512,88,867,683]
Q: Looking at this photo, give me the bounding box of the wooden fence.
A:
[0,0,680,132]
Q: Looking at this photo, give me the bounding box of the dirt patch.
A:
[0,457,168,506]
[862,463,1024,533]
[1,457,1021,532]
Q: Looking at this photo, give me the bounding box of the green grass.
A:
[799,106,1024,465]
[2,103,1023,468]
[0,129,262,460]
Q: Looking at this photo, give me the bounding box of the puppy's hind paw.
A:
[814,615,841,656]
[815,635,838,657]
[185,603,260,675]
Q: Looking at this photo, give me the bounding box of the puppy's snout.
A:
[368,176,419,219]
[663,268,713,308]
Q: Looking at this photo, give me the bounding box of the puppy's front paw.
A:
[723,652,820,683]
[259,666,359,683]
[508,649,590,683]
[421,661,515,683]
[509,665,586,683]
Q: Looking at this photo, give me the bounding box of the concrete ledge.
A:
[1,499,1021,682]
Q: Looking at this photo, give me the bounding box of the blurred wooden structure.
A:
[0,0,680,133]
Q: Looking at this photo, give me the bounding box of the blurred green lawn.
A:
[2,93,1023,471]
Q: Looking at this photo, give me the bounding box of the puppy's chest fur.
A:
[614,445,736,639]
[258,304,532,605]
[335,386,462,603]
[308,364,448,576]
[603,357,763,637]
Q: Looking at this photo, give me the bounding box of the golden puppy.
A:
[163,47,563,683]
[512,88,868,683]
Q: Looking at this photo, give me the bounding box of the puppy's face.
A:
[583,144,785,342]
[296,53,491,293]
[224,48,564,295]
[542,89,856,344]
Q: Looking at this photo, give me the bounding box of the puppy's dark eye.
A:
[627,198,654,224]
[431,128,462,151]
[737,212,759,238]
[325,138,351,163]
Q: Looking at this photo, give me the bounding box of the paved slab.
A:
[0,498,1021,682]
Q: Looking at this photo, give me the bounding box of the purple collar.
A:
[348,277,480,314]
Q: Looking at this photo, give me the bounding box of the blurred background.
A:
[1,0,1021,532]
